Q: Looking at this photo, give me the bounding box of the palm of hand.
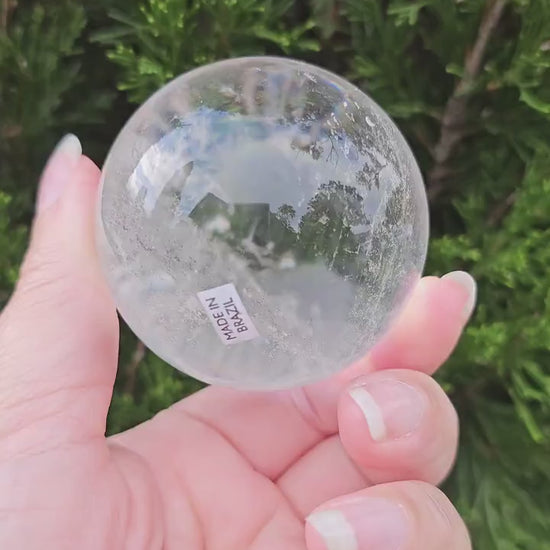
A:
[0,149,473,549]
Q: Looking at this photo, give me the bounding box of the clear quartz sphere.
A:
[97,56,429,390]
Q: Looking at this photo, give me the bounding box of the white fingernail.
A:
[349,381,426,441]
[307,509,358,550]
[441,271,477,320]
[348,387,386,441]
[37,134,82,212]
[55,133,82,160]
[308,499,408,550]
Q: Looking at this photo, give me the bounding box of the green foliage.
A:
[0,1,114,221]
[0,2,86,139]
[0,192,26,307]
[504,0,550,114]
[0,1,84,217]
[444,400,550,549]
[93,0,319,102]
[1,0,550,548]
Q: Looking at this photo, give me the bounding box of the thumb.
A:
[0,135,119,453]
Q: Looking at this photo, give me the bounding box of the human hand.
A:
[0,136,476,549]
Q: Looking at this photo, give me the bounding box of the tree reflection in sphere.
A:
[97,57,429,390]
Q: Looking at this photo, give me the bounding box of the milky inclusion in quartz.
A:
[97,57,429,390]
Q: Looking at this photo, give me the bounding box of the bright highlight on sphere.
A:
[97,56,429,390]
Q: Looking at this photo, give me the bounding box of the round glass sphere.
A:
[97,56,429,390]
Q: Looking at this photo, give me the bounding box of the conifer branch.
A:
[487,189,518,226]
[123,340,146,395]
[427,0,507,200]
[1,0,8,30]
[1,0,14,30]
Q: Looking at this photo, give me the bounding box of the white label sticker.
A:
[197,283,259,345]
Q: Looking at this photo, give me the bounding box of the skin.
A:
[0,140,474,549]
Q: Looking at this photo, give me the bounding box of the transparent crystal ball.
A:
[97,57,429,390]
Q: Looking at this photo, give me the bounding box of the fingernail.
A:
[441,270,477,320]
[37,134,82,213]
[348,380,427,441]
[307,498,408,550]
